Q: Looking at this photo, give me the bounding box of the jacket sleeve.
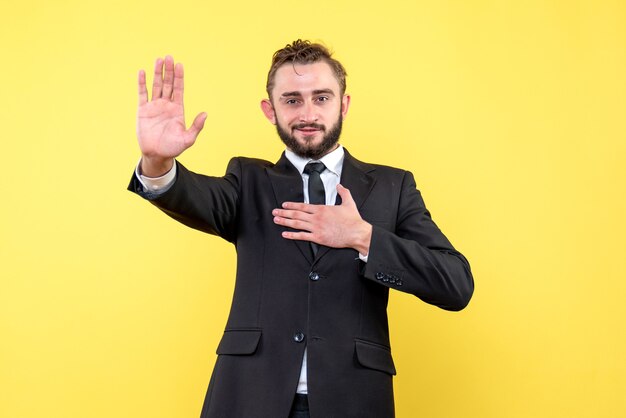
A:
[127,158,241,243]
[361,170,474,311]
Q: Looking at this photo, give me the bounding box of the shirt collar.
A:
[285,145,345,177]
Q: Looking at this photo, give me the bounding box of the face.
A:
[261,61,350,159]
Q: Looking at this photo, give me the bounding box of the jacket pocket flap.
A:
[216,329,262,355]
[355,339,397,375]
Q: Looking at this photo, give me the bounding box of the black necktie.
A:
[304,162,326,205]
[304,162,326,255]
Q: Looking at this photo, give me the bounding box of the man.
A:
[129,40,474,418]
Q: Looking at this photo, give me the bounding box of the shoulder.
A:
[344,150,411,178]
[230,156,274,167]
[225,156,274,175]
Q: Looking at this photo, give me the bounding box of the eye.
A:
[316,96,329,102]
[286,99,298,105]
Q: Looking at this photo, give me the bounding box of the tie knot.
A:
[304,162,326,175]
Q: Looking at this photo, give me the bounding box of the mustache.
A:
[292,123,325,130]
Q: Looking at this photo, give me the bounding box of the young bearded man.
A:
[129,40,474,418]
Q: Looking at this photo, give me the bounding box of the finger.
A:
[151,57,164,99]
[173,62,184,104]
[272,208,311,221]
[281,230,315,242]
[185,112,207,141]
[273,216,313,231]
[138,70,148,105]
[337,184,355,207]
[162,55,175,99]
[281,201,318,213]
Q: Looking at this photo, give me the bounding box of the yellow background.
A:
[1,0,625,417]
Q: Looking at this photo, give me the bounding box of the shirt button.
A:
[293,332,305,343]
[309,272,320,281]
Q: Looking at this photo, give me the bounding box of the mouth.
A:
[293,124,324,136]
[296,128,320,134]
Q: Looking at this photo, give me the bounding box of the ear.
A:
[341,94,351,119]
[260,99,277,125]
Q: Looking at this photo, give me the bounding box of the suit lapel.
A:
[336,149,377,210]
[266,152,313,263]
[314,149,377,262]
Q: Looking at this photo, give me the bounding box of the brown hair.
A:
[266,39,347,99]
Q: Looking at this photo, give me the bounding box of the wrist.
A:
[353,221,372,256]
[140,156,174,178]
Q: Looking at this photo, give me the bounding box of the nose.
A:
[299,102,318,123]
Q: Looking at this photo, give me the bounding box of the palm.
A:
[136,56,206,162]
[138,99,191,158]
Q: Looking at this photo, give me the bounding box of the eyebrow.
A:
[280,89,336,98]
[312,89,335,96]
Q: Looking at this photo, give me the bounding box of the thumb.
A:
[337,184,355,207]
[187,112,207,141]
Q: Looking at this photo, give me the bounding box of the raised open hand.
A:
[137,56,207,176]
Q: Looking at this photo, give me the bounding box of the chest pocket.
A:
[359,213,393,231]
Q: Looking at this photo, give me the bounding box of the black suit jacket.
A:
[128,149,474,418]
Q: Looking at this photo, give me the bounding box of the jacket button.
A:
[309,272,320,281]
[293,332,305,343]
[376,272,385,280]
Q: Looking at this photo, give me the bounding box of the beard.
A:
[275,114,343,160]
